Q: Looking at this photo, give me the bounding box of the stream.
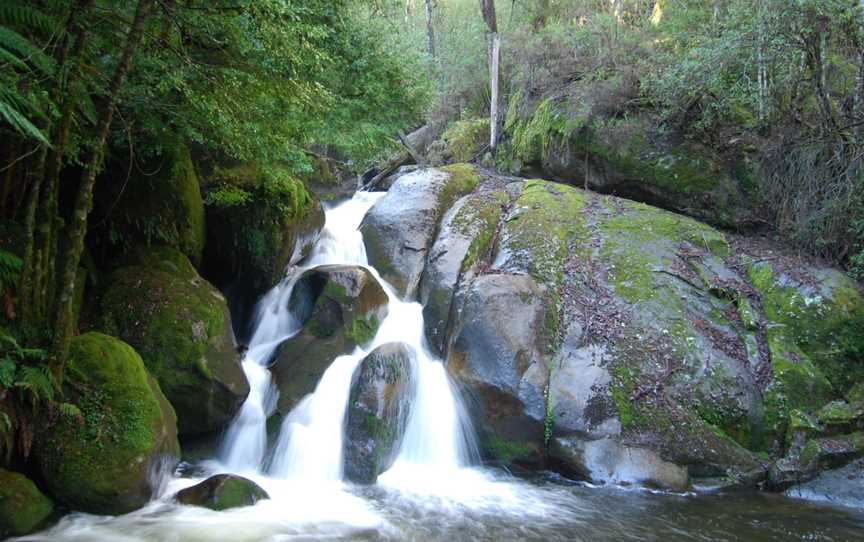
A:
[17,191,864,542]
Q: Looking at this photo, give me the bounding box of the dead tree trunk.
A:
[479,0,500,151]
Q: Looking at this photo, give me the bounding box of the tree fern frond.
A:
[14,365,54,404]
[0,94,50,144]
[0,4,61,36]
[0,26,55,75]
[57,402,82,420]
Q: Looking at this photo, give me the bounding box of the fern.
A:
[15,365,55,405]
[57,402,82,420]
[0,26,55,75]
[0,4,59,36]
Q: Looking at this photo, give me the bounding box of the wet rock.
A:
[272,265,389,413]
[175,474,269,510]
[35,333,180,515]
[550,437,689,491]
[419,189,509,354]
[100,247,249,435]
[0,470,54,537]
[447,273,550,466]
[786,458,864,509]
[770,433,864,489]
[343,343,414,483]
[361,165,480,298]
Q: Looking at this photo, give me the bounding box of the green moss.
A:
[747,259,864,394]
[36,332,179,514]
[439,163,481,211]
[208,478,268,511]
[0,470,54,537]
[346,313,380,346]
[441,118,490,163]
[105,142,205,265]
[818,400,862,426]
[736,297,759,331]
[481,434,536,463]
[99,248,239,433]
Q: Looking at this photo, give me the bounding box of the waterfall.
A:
[218,187,475,482]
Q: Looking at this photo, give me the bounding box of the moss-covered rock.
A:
[201,163,325,326]
[100,247,248,435]
[0,469,54,537]
[175,474,269,510]
[501,100,754,227]
[35,332,180,514]
[343,343,414,483]
[428,118,490,165]
[272,265,389,413]
[94,142,205,266]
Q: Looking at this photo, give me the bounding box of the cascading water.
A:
[22,174,860,542]
[217,187,476,485]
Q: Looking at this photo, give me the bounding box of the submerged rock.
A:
[272,265,389,413]
[175,474,269,510]
[35,333,180,515]
[786,458,864,509]
[100,247,249,435]
[343,343,414,483]
[0,469,54,537]
[362,164,480,298]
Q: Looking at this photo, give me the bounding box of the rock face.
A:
[362,164,480,298]
[35,333,180,514]
[200,164,325,332]
[100,247,249,435]
[175,474,269,510]
[272,265,389,413]
[500,107,754,228]
[0,470,54,537]
[343,343,414,483]
[362,164,864,489]
[94,141,206,265]
[448,274,550,466]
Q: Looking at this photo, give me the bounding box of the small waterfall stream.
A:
[21,178,864,542]
[218,188,476,484]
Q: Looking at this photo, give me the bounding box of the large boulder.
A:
[93,141,205,265]
[401,169,864,487]
[272,265,389,413]
[35,333,180,514]
[362,164,480,298]
[343,343,414,483]
[447,273,551,466]
[0,470,54,537]
[175,474,269,510]
[100,247,248,435]
[500,105,754,228]
[200,164,325,332]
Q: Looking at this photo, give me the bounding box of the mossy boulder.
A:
[427,118,490,165]
[175,474,269,510]
[94,142,205,266]
[0,470,54,537]
[361,165,480,298]
[201,164,325,328]
[501,102,754,228]
[344,343,414,483]
[770,433,864,489]
[99,247,248,435]
[35,332,180,514]
[272,265,389,413]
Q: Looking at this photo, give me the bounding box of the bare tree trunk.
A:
[424,0,435,58]
[855,1,864,141]
[51,0,153,381]
[480,0,500,151]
